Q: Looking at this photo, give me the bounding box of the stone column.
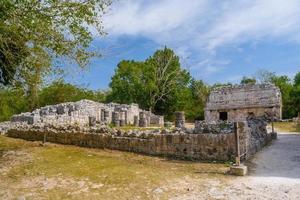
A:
[134,116,139,127]
[104,110,110,122]
[119,111,126,127]
[175,111,185,128]
[101,109,105,121]
[112,111,120,127]
[139,112,148,127]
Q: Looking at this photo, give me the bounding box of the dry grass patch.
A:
[274,122,300,132]
[0,135,230,200]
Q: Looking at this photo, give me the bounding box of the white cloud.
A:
[103,0,300,75]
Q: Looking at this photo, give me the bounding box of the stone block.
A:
[229,164,247,176]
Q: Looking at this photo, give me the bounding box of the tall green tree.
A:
[186,79,210,120]
[0,0,110,108]
[291,72,300,117]
[109,47,192,117]
[108,61,146,106]
[144,47,191,113]
[255,70,296,118]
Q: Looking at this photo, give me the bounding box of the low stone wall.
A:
[4,118,273,161]
[7,128,236,161]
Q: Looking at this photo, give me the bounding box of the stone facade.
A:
[9,100,164,127]
[205,84,282,122]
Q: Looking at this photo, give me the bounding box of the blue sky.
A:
[65,0,300,90]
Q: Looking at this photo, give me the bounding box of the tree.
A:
[240,76,256,84]
[291,72,300,117]
[294,71,300,86]
[0,0,110,108]
[254,70,296,118]
[255,70,276,83]
[108,61,147,107]
[186,79,210,120]
[270,75,294,118]
[109,47,193,117]
[39,80,107,107]
[0,87,28,121]
[144,47,191,112]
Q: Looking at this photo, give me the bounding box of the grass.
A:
[273,122,300,132]
[0,135,229,200]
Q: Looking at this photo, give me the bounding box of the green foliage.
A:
[270,75,295,118]
[0,81,107,122]
[185,79,210,120]
[39,80,107,107]
[291,72,300,116]
[255,70,299,118]
[109,47,199,119]
[294,72,300,86]
[0,87,28,121]
[240,76,256,84]
[0,0,110,84]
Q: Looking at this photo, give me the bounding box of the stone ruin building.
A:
[10,100,164,127]
[205,84,282,122]
[0,84,280,162]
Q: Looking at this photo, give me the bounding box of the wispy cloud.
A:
[102,0,300,76]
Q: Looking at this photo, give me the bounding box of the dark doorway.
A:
[219,112,228,121]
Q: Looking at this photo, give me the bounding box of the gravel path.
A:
[172,132,300,200]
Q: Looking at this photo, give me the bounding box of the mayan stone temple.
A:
[0,84,282,164]
[205,84,282,122]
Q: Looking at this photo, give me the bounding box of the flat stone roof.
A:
[205,84,282,111]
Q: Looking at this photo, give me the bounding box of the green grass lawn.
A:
[0,135,229,200]
[273,122,300,132]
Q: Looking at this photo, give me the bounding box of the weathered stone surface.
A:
[3,118,273,161]
[194,121,233,134]
[229,164,248,176]
[9,100,163,127]
[205,84,282,122]
[175,111,185,128]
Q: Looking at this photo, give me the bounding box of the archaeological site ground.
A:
[1,83,300,199]
[1,1,300,199]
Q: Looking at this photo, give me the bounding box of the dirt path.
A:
[172,132,300,200]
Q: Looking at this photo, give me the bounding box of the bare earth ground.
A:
[0,131,300,199]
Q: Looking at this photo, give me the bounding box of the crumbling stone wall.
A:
[205,84,282,122]
[10,100,164,127]
[6,125,236,161]
[4,118,273,161]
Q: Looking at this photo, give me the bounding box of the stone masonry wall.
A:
[4,119,273,161]
[205,84,282,122]
[7,128,236,161]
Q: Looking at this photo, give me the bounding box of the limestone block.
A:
[229,164,248,176]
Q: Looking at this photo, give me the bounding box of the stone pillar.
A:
[134,116,139,127]
[104,110,109,122]
[119,111,126,127]
[89,116,96,127]
[112,112,120,127]
[139,112,148,127]
[175,111,185,128]
[101,109,105,121]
